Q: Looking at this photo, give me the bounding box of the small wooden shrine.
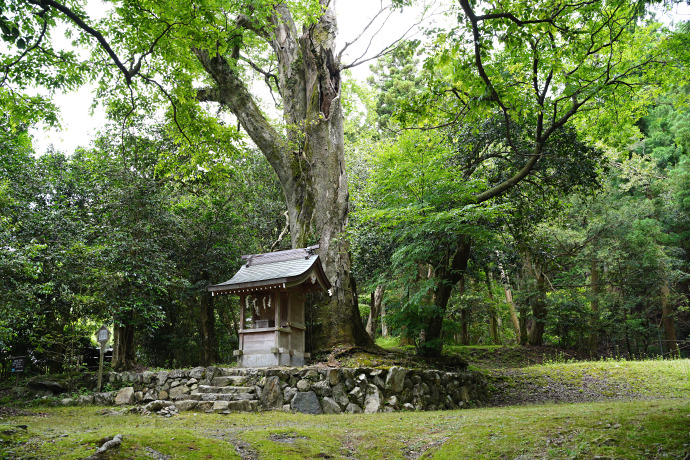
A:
[208,245,330,367]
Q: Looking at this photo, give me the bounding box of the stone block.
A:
[212,401,229,411]
[320,397,341,414]
[327,368,340,386]
[260,376,284,410]
[311,379,332,397]
[189,367,205,379]
[349,386,364,405]
[169,385,190,400]
[176,400,198,411]
[303,370,319,381]
[364,384,381,414]
[197,401,213,412]
[291,391,322,414]
[332,384,349,408]
[145,400,173,411]
[345,403,362,414]
[227,400,258,412]
[93,392,114,405]
[169,369,185,379]
[459,386,470,404]
[77,395,94,406]
[385,367,407,393]
[284,386,297,403]
[157,371,169,385]
[115,387,135,405]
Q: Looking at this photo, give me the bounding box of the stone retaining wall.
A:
[60,366,488,414]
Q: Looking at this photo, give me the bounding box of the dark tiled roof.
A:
[208,246,330,293]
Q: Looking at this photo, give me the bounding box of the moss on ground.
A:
[0,399,687,459]
[2,348,688,459]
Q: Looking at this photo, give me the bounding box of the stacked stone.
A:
[77,365,488,414]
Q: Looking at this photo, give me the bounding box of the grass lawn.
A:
[1,398,688,459]
[2,355,688,459]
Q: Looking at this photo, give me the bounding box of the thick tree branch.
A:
[193,47,289,186]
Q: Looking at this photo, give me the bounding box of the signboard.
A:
[95,326,111,392]
[11,356,26,373]
[96,325,111,345]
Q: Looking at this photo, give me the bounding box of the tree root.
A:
[84,434,123,459]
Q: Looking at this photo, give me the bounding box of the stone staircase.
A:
[183,369,260,412]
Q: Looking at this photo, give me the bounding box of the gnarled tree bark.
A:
[194,2,371,351]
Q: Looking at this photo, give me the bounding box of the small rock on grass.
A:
[145,446,172,459]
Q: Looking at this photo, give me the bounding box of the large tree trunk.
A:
[194,2,372,351]
[420,238,472,356]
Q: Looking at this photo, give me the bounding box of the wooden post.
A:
[97,342,105,392]
[239,294,246,350]
[96,325,111,392]
[274,290,281,349]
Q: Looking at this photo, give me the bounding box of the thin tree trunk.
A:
[528,269,547,346]
[199,291,217,366]
[661,281,679,356]
[456,276,470,345]
[460,308,470,346]
[366,285,384,340]
[497,257,521,343]
[589,263,600,354]
[366,291,376,339]
[381,301,389,337]
[524,252,547,346]
[624,308,632,357]
[485,269,500,345]
[112,313,136,371]
[420,238,472,356]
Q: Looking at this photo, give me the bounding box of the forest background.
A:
[1,0,689,374]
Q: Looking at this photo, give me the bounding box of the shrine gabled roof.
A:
[207,246,331,294]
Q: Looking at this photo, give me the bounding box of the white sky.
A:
[29,1,690,154]
[31,1,435,154]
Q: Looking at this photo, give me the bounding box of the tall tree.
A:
[0,0,375,351]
